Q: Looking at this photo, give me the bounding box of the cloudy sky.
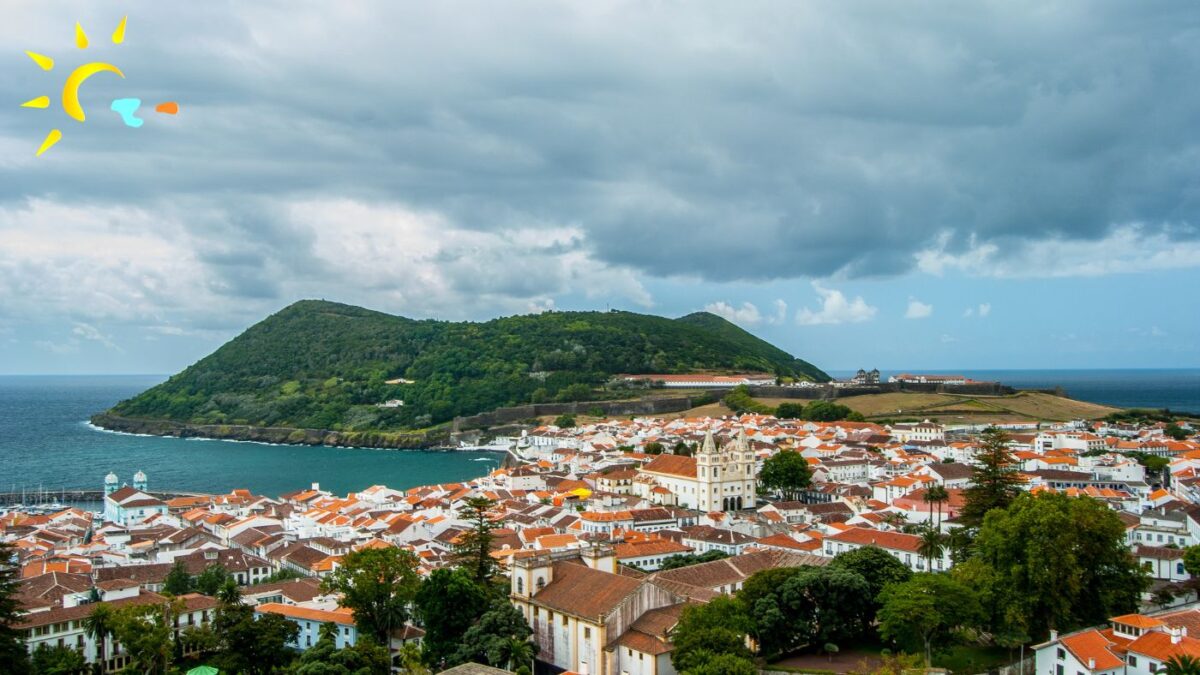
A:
[2,1,1199,375]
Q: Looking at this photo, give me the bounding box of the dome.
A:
[105,472,118,484]
[133,470,147,482]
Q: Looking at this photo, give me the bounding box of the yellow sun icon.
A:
[21,17,129,157]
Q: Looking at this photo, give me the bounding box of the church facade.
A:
[636,430,757,512]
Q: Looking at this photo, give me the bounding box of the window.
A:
[1178,562,1186,575]
[1057,649,1065,661]
[517,577,524,594]
[561,614,568,626]
[584,627,591,639]
[1129,656,1138,667]
[1056,665,1063,675]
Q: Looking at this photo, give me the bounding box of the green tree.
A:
[450,602,536,668]
[1184,546,1200,578]
[553,413,577,428]
[670,597,753,673]
[744,566,872,658]
[829,546,913,609]
[924,484,950,528]
[260,567,305,584]
[918,526,946,571]
[658,550,729,571]
[961,427,1023,525]
[687,652,758,675]
[414,567,489,667]
[775,402,806,419]
[974,492,1148,640]
[210,602,299,675]
[0,541,30,675]
[29,643,86,675]
[195,563,232,597]
[163,560,193,596]
[802,400,859,422]
[82,603,116,673]
[452,497,500,584]
[1163,654,1200,675]
[758,450,812,501]
[877,573,982,667]
[322,546,421,644]
[723,385,772,414]
[644,441,665,455]
[1165,424,1189,442]
[110,601,180,675]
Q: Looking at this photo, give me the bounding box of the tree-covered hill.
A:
[108,300,829,431]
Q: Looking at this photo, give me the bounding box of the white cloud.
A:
[904,298,933,319]
[940,334,958,343]
[964,302,991,318]
[796,283,877,326]
[916,225,1200,278]
[704,301,762,325]
[772,299,788,325]
[0,198,654,334]
[72,322,122,352]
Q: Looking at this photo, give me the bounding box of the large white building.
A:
[103,472,168,526]
[636,431,757,512]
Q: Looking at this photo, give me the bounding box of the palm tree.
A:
[216,579,241,606]
[925,484,950,528]
[1163,654,1200,675]
[498,637,535,672]
[918,525,946,571]
[82,603,115,671]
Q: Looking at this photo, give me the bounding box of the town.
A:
[3,404,1199,675]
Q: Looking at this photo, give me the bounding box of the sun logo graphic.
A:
[21,16,179,157]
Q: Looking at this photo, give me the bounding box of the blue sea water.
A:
[0,375,500,497]
[829,369,1200,413]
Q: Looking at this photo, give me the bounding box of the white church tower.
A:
[133,470,147,492]
[104,472,119,496]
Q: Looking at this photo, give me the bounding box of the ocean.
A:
[829,369,1200,413]
[0,370,1196,499]
[0,375,500,498]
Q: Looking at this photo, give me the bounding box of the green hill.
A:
[108,300,829,431]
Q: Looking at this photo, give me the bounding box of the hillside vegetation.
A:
[110,300,829,431]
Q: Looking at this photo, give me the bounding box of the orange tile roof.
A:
[1061,629,1125,671]
[257,602,355,626]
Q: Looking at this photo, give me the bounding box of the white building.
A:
[636,431,757,512]
[103,473,168,527]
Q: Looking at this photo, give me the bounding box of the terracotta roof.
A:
[639,455,698,479]
[827,527,922,553]
[1127,631,1200,662]
[1061,629,1125,671]
[257,602,355,626]
[530,560,643,619]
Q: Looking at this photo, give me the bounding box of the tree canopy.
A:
[321,546,422,644]
[961,427,1023,525]
[877,573,982,666]
[758,451,813,501]
[829,546,913,609]
[972,492,1147,639]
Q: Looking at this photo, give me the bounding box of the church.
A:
[636,430,758,511]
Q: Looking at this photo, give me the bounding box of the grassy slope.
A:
[110,300,829,431]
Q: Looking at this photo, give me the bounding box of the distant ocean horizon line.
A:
[2,367,1200,377]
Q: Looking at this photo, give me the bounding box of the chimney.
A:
[1050,629,1059,641]
[1172,627,1182,645]
[311,482,320,491]
[1088,658,1096,669]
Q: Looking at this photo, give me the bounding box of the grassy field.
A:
[630,390,1118,425]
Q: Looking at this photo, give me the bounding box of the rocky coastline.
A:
[89,413,447,450]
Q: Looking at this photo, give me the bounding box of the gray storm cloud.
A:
[1,0,1198,326]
